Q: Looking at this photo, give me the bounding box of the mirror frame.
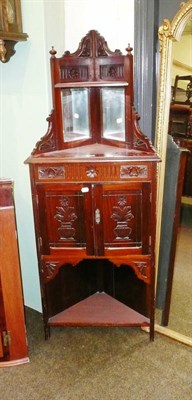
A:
[155,0,192,346]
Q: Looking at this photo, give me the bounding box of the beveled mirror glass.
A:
[155,0,192,346]
[61,88,90,142]
[101,88,125,141]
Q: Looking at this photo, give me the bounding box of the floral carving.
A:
[55,197,77,240]
[111,195,134,240]
[86,166,98,178]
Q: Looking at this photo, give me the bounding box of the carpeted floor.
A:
[166,204,192,336]
[0,307,192,400]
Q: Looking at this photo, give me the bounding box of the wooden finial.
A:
[49,46,57,57]
[126,43,133,55]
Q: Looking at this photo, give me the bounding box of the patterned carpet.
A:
[167,204,192,336]
[0,307,192,400]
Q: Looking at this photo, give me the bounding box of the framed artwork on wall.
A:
[0,0,28,62]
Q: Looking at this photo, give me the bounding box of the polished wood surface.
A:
[0,179,29,366]
[25,31,159,341]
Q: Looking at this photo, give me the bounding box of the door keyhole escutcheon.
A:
[95,209,101,224]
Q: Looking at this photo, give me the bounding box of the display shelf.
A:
[48,292,149,327]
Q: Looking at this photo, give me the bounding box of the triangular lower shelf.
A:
[48,292,149,327]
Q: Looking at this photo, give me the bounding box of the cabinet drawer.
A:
[35,162,150,183]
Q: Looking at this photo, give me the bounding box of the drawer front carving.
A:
[120,165,148,178]
[38,166,65,179]
[37,163,149,182]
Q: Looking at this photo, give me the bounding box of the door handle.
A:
[95,209,101,224]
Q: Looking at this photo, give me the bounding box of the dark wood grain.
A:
[0,180,29,366]
[25,31,159,341]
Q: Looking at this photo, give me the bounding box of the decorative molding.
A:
[41,256,151,284]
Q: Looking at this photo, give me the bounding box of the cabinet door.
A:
[37,184,94,255]
[100,182,151,256]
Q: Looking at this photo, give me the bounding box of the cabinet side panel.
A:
[0,207,28,361]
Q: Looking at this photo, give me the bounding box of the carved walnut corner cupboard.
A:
[25,31,159,341]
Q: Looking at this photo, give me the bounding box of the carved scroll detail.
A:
[41,261,60,282]
[32,111,57,155]
[111,195,134,240]
[62,30,122,59]
[133,110,154,151]
[107,258,151,283]
[120,165,148,178]
[135,262,148,278]
[38,167,65,179]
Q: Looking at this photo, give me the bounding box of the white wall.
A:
[0,0,134,312]
[63,0,134,54]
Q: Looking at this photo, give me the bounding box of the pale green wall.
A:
[0,0,134,312]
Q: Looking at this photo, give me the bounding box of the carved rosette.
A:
[86,166,98,178]
[100,64,124,79]
[60,66,89,81]
[111,195,134,240]
[54,197,78,240]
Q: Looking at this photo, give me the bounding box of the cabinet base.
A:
[48,291,150,327]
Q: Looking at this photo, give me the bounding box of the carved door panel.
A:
[37,184,93,254]
[101,182,151,255]
[37,182,151,257]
